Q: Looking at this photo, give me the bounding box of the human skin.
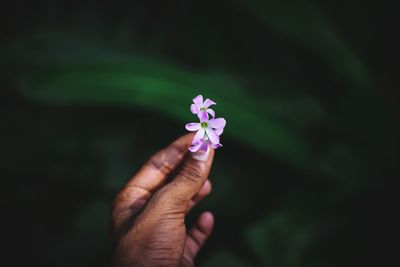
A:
[110,134,215,267]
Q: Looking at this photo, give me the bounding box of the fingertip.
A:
[205,180,212,192]
[198,211,214,234]
[201,211,214,222]
[177,132,196,146]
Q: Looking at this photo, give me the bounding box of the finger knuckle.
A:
[145,144,185,175]
[145,155,173,175]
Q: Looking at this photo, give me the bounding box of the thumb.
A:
[134,145,214,225]
[165,146,215,206]
[140,146,214,217]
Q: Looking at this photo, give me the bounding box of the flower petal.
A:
[212,143,222,149]
[189,142,202,152]
[203,98,216,108]
[206,128,220,145]
[190,104,199,114]
[214,128,224,136]
[185,123,201,131]
[193,128,205,143]
[193,95,204,106]
[207,108,215,118]
[199,140,209,152]
[208,118,226,129]
[198,110,209,122]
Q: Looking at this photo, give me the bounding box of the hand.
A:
[110,134,215,267]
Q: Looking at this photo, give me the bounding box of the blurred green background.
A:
[1,0,399,266]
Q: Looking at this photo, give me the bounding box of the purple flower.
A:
[188,138,222,152]
[186,94,226,152]
[185,116,226,152]
[190,95,216,121]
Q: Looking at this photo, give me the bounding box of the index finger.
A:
[115,134,194,206]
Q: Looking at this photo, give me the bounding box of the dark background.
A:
[1,0,399,266]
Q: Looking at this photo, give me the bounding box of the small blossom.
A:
[185,116,226,152]
[186,94,226,152]
[190,95,216,121]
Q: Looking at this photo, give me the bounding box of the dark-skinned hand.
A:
[110,134,215,267]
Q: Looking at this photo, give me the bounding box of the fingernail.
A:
[191,146,210,161]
